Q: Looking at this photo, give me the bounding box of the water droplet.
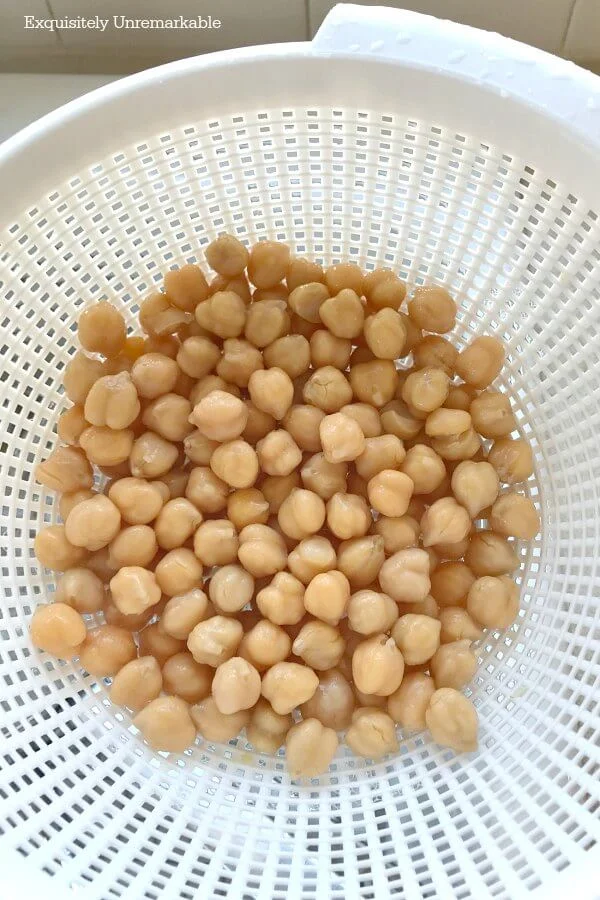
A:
[370,39,385,51]
[448,50,466,63]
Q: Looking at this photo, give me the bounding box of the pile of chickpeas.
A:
[30,234,540,779]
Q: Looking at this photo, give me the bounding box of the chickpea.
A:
[217,338,263,388]
[380,399,422,441]
[355,435,406,481]
[367,275,407,312]
[162,263,209,312]
[379,547,430,604]
[141,393,192,443]
[188,521,237,569]
[245,700,290,753]
[256,430,302,478]
[208,564,254,614]
[430,639,477,690]
[189,390,248,442]
[470,390,516,438]
[205,234,248,277]
[246,367,293,421]
[79,625,137,676]
[57,404,88,446]
[85,546,119,584]
[431,427,481,461]
[320,414,367,467]
[242,407,276,451]
[334,534,383,589]
[81,373,139,432]
[300,570,349,626]
[285,718,338,779]
[346,708,398,759]
[349,359,399,408]
[490,491,540,540]
[154,469,190,502]
[465,531,519,576]
[260,476,298,516]
[30,602,87,657]
[336,407,380,443]
[326,492,371,540]
[159,590,208,641]
[362,307,406,359]
[185,467,228,514]
[286,257,325,292]
[439,607,483,644]
[237,524,288,577]
[303,366,353,413]
[108,477,165,524]
[189,375,239,407]
[450,460,499,519]
[467,575,520,629]
[391,615,441,665]
[300,453,347,501]
[182,430,217,466]
[300,670,353,733]
[155,548,203,597]
[128,431,177,478]
[407,286,457,334]
[197,290,247,339]
[35,525,88,571]
[262,336,309,381]
[444,384,477,412]
[209,439,258,490]
[157,652,211,706]
[276,488,325,541]
[223,489,268,533]
[78,301,126,358]
[143,333,180,358]
[435,535,472,562]
[187,614,243,667]
[420,498,471,548]
[35,445,94,494]
[426,687,478,753]
[282,405,324,453]
[288,536,337,585]
[150,498,200,551]
[350,345,376,365]
[387,672,435,731]
[401,367,449,417]
[134,695,196,753]
[54,567,105,614]
[247,240,290,289]
[402,593,440,619]
[352,633,404,696]
[373,514,420,555]
[347,589,398,635]
[287,282,329,324]
[455,335,504,388]
[63,351,105,404]
[191,695,249,742]
[261,661,319,714]
[425,409,471,439]
[238,619,291,671]
[315,290,364,341]
[256,572,305,625]
[110,656,163,712]
[413,335,458,375]
[108,567,159,617]
[244,299,289,348]
[308,330,350,371]
[367,470,414,517]
[487,438,534,485]
[174,336,218,380]
[108,525,157,569]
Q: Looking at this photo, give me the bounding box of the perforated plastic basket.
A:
[1,5,599,899]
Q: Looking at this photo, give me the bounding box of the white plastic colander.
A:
[1,5,599,898]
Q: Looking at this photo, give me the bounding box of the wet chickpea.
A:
[143,333,180,358]
[362,267,395,299]
[225,490,268,533]
[190,520,237,568]
[408,286,457,334]
[490,492,540,540]
[391,614,441,665]
[217,338,263,388]
[187,615,243,667]
[30,602,87,658]
[261,661,319,714]
[347,470,369,500]
[57,404,88,446]
[82,372,139,433]
[78,301,126,358]
[431,427,481,461]
[373,514,420,555]
[339,403,382,439]
[346,708,398,759]
[79,625,137,676]
[255,572,305,626]
[426,687,478,753]
[288,536,337,585]
[401,367,450,417]
[421,498,471,548]
[176,336,220,379]
[141,393,192,443]
[455,336,504,388]
[326,492,371,540]
[434,534,472,562]
[300,668,354,730]
[185,467,228,514]
[247,367,294,421]
[387,672,435,731]
[355,434,406,481]
[413,335,458,375]
[237,524,288,578]
[208,564,254,614]
[197,290,247,339]
[470,390,516,438]
[161,589,209,640]
[368,275,407,312]
[319,412,366,465]
[210,439,259,489]
[36,445,94,494]
[379,399,422,441]
[161,651,213,704]
[85,545,120,584]
[363,308,407,359]
[190,375,239,406]
[261,473,300,514]
[337,535,385,590]
[243,404,277,447]
[189,390,248,442]
[282,405,325,452]
[439,607,483,644]
[247,240,290,289]
[183,430,218,465]
[127,430,177,478]
[256,430,302,477]
[352,633,404,696]
[238,619,291,671]
[467,575,520,629]
[288,282,329,324]
[110,656,163,712]
[191,695,249,742]
[206,234,249,278]
[54,567,105,614]
[303,366,353,412]
[108,525,157,568]
[35,525,88,571]
[155,548,203,597]
[465,531,519,577]
[347,589,398,635]
[309,329,352,369]
[425,408,471,439]
[430,640,477,690]
[134,695,196,753]
[108,477,165,525]
[277,488,325,540]
[379,547,431,604]
[367,470,413,517]
[153,466,189,500]
[286,718,338,779]
[350,345,376,365]
[139,294,191,338]
[263,335,310,380]
[451,460,499,518]
[244,298,289,348]
[286,257,325,292]
[164,263,209,312]
[63,352,105,404]
[349,359,399,409]
[153,497,202,550]
[246,698,292,753]
[487,438,534,484]
[445,382,478,411]
[302,570,350,626]
[301,453,347,500]
[317,289,364,339]
[109,565,161,616]
[323,262,362,296]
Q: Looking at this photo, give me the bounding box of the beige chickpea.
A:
[282,405,325,453]
[191,520,237,567]
[407,286,457,334]
[300,570,349,626]
[451,460,499,519]
[426,687,478,753]
[373,515,420,555]
[465,531,519,576]
[300,671,354,734]
[108,477,164,525]
[227,488,269,530]
[349,359,399,408]
[189,375,240,407]
[161,589,209,640]
[57,404,88,446]
[164,263,209,311]
[30,602,87,658]
[78,301,126,358]
[210,273,252,304]
[63,351,105,404]
[35,445,94,494]
[206,234,249,277]
[309,329,352,370]
[238,620,291,671]
[261,661,319,714]
[467,575,520,629]
[242,404,276,446]
[187,615,243,667]
[318,412,366,465]
[210,439,259,489]
[391,615,441,665]
[339,403,382,439]
[367,275,407,312]
[431,427,481,462]
[253,284,288,302]
[217,338,263,388]
[155,548,203,597]
[237,524,288,577]
[286,257,325,292]
[303,366,353,413]
[256,430,302,478]
[288,282,329,324]
[208,564,254,614]
[401,367,450,417]
[347,590,398,635]
[189,390,248,442]
[154,470,189,502]
[287,536,337,585]
[337,535,385,589]
[191,695,249,742]
[110,656,163,712]
[85,545,120,584]
[420,498,471,548]
[362,267,394,299]
[263,334,310,379]
[402,593,440,619]
[109,565,161,615]
[35,525,88,571]
[244,299,289,348]
[444,382,478,411]
[380,399,422,441]
[262,472,301,513]
[490,492,540,540]
[143,333,180,358]
[425,408,471,438]
[62,495,120,552]
[153,498,201,550]
[211,657,262,715]
[346,708,398,759]
[326,492,371,541]
[196,290,247,339]
[363,308,407,359]
[185,467,228,514]
[103,594,159,632]
[455,336,504,389]
[246,697,292,752]
[133,695,196,753]
[367,470,414,518]
[54,567,105,614]
[277,489,325,540]
[59,489,96,521]
[247,240,290,289]
[141,393,192,443]
[247,367,294,421]
[300,453,347,500]
[487,438,534,485]
[108,525,157,569]
[127,431,177,478]
[161,652,213,704]
[285,718,338,779]
[255,572,305,625]
[79,625,137,676]
[413,335,458,375]
[317,289,364,339]
[439,607,483,644]
[323,261,362,295]
[175,335,219,380]
[434,535,472,563]
[355,434,406,481]
[387,672,435,731]
[470,390,516,438]
[352,633,404,696]
[430,640,477,690]
[83,372,140,431]
[379,547,430,604]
